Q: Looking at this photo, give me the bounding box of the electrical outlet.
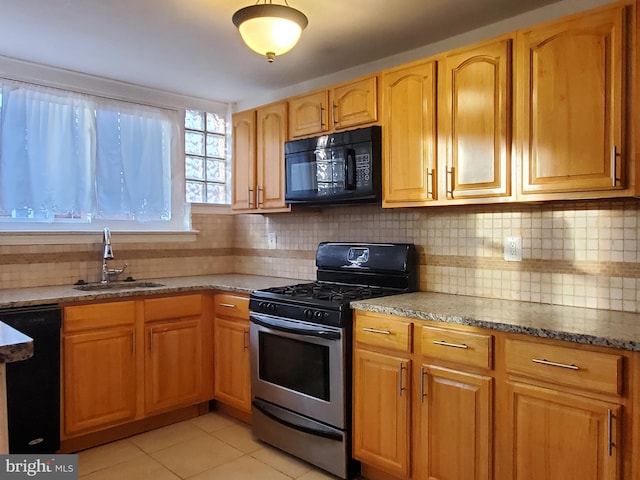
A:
[268,232,277,250]
[504,236,522,262]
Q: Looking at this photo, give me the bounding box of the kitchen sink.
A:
[73,281,165,291]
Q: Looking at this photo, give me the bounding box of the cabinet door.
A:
[420,365,493,480]
[353,348,411,478]
[440,39,512,200]
[517,6,625,195]
[382,61,438,207]
[256,102,289,210]
[507,381,620,480]
[144,318,203,415]
[289,90,329,138]
[232,110,257,210]
[63,327,137,435]
[213,317,251,412]
[331,76,378,130]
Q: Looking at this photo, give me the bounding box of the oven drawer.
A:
[355,311,412,353]
[505,338,623,396]
[421,326,493,369]
[215,293,249,320]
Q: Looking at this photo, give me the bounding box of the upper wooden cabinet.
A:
[288,75,378,138]
[516,5,628,198]
[439,38,513,202]
[381,61,438,207]
[232,103,290,213]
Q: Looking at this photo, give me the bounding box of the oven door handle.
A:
[251,315,341,340]
[252,398,343,441]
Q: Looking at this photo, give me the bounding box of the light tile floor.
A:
[77,411,342,480]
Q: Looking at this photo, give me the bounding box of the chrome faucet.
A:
[101,227,127,283]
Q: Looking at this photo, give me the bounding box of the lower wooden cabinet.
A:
[507,382,621,480]
[353,348,411,478]
[353,309,635,480]
[213,293,251,413]
[420,366,493,480]
[62,293,208,438]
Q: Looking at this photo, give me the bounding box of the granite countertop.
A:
[0,322,33,364]
[351,292,640,352]
[0,274,299,309]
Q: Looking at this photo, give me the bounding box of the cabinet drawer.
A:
[214,293,249,320]
[505,339,623,396]
[421,326,493,369]
[144,294,203,322]
[64,301,136,332]
[354,312,412,353]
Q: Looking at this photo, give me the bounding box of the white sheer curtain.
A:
[0,82,95,220]
[0,80,178,225]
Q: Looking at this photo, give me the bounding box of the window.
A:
[0,79,183,231]
[184,109,229,204]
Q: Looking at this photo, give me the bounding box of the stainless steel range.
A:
[249,242,418,479]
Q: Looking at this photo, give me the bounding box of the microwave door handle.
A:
[344,148,356,190]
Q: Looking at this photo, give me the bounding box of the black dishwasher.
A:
[0,305,61,453]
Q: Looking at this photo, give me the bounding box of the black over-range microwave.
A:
[284,126,381,206]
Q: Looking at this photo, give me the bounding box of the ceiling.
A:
[0,0,572,105]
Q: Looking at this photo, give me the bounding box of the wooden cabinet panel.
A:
[213,317,251,412]
[289,90,329,138]
[256,102,289,210]
[214,293,249,320]
[144,294,202,322]
[144,318,203,415]
[440,38,512,200]
[505,338,622,396]
[63,327,136,435]
[382,61,438,207]
[353,348,411,478]
[517,6,626,196]
[421,325,493,369]
[420,365,493,480]
[332,76,378,130]
[355,311,412,353]
[64,300,136,332]
[232,110,256,210]
[507,381,620,480]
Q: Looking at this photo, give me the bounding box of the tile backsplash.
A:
[2,198,640,313]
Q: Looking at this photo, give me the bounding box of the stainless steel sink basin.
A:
[73,281,165,291]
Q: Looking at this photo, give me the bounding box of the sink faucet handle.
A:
[103,227,114,260]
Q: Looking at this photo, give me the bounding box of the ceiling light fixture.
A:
[232,1,308,63]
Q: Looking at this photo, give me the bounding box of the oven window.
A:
[258,332,330,401]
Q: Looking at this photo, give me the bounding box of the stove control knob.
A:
[303,308,313,319]
[314,311,325,319]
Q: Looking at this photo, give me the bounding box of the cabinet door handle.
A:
[432,339,468,349]
[531,358,580,370]
[611,145,620,187]
[332,102,338,126]
[446,166,455,199]
[427,168,434,199]
[362,327,391,335]
[607,408,614,457]
[320,103,326,129]
[243,328,249,351]
[132,330,136,355]
[149,327,154,353]
[420,366,427,402]
[257,186,264,207]
[219,303,236,308]
[398,363,407,397]
[248,187,254,208]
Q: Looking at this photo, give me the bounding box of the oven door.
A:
[249,312,345,429]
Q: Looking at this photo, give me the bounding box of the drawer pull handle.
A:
[219,303,237,308]
[532,358,580,370]
[433,340,468,349]
[363,327,392,335]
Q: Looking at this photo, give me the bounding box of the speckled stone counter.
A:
[0,273,300,309]
[351,292,640,352]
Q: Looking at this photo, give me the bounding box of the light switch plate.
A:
[504,236,522,262]
[268,232,277,249]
